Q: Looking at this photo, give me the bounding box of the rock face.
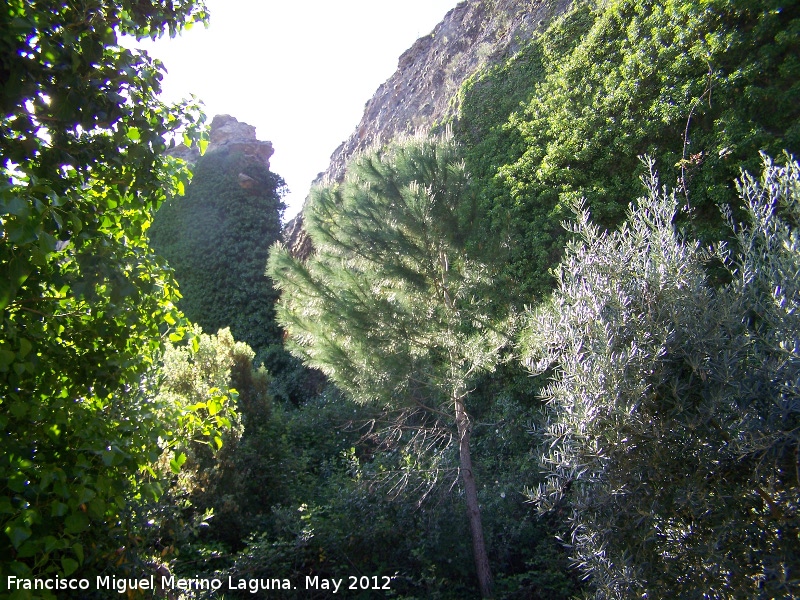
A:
[168,114,274,172]
[284,0,572,258]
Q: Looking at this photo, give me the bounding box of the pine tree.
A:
[268,134,511,598]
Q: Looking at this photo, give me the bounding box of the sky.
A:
[133,0,462,220]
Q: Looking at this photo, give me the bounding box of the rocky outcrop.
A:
[284,0,572,258]
[321,0,572,185]
[282,212,314,259]
[168,114,274,171]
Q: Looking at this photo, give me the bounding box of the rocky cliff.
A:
[169,114,274,173]
[284,0,572,258]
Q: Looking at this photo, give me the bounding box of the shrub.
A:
[522,155,800,598]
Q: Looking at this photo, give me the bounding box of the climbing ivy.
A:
[456,0,800,302]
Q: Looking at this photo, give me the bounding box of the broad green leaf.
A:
[61,557,79,576]
[0,256,32,310]
[101,449,115,466]
[0,348,16,371]
[43,536,62,553]
[64,512,89,534]
[141,482,163,502]
[169,452,187,474]
[37,230,57,253]
[18,338,32,359]
[7,473,27,493]
[2,197,30,217]
[72,542,84,564]
[5,523,32,549]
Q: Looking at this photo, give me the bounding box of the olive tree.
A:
[522,155,800,598]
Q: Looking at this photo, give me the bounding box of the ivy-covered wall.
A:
[149,150,285,366]
[456,0,800,302]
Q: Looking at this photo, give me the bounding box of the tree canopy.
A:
[523,155,800,598]
[0,0,217,585]
[456,0,800,301]
[3,0,799,597]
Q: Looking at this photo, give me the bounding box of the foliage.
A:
[185,389,580,600]
[456,0,800,302]
[0,0,211,589]
[149,148,319,404]
[131,327,244,563]
[268,134,513,597]
[522,155,800,598]
[149,150,288,365]
[168,389,365,594]
[152,334,338,557]
[87,328,241,588]
[468,392,583,600]
[7,0,796,596]
[177,334,290,549]
[155,326,244,458]
[142,349,581,599]
[455,4,593,185]
[269,134,507,407]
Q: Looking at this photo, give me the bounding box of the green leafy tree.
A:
[522,155,800,598]
[268,135,511,598]
[140,327,253,555]
[86,327,241,587]
[0,0,211,586]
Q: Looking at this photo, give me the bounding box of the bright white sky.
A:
[135,0,461,220]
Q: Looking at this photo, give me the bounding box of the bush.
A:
[522,155,800,597]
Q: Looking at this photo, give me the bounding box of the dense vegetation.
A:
[456,0,800,301]
[150,150,286,362]
[523,156,800,597]
[149,149,315,403]
[268,136,517,597]
[0,0,238,593]
[2,0,799,598]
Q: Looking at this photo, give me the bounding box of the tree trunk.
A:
[455,396,494,598]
